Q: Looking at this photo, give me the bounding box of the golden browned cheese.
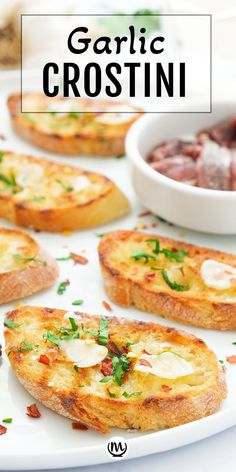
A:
[8,93,143,156]
[4,305,226,433]
[98,230,236,330]
[0,151,129,231]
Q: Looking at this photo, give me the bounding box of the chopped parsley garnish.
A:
[0,174,12,186]
[23,113,35,123]
[0,172,19,193]
[56,179,74,193]
[122,391,142,398]
[126,341,135,348]
[69,317,78,331]
[131,251,157,264]
[11,340,33,352]
[146,239,188,262]
[98,317,108,346]
[112,354,130,386]
[95,232,106,238]
[56,323,78,342]
[68,112,80,119]
[2,418,12,423]
[116,154,125,159]
[81,324,98,337]
[57,279,70,295]
[4,318,21,328]
[43,330,60,346]
[146,238,160,254]
[161,269,187,292]
[232,342,236,345]
[13,254,47,266]
[31,195,45,202]
[0,151,4,162]
[73,364,79,372]
[108,391,116,398]
[56,317,80,341]
[219,359,224,364]
[161,247,188,262]
[72,299,84,306]
[100,376,113,383]
[56,255,72,261]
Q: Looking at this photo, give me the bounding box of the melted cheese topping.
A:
[71,175,90,192]
[0,232,37,272]
[48,99,78,114]
[15,163,44,188]
[21,94,140,138]
[47,99,136,124]
[59,339,108,368]
[96,105,136,125]
[201,259,236,290]
[134,352,194,379]
[0,153,107,209]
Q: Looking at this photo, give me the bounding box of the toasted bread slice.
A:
[0,229,58,303]
[4,306,226,433]
[0,151,129,231]
[98,231,236,330]
[8,93,142,157]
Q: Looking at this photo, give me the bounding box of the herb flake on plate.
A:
[57,279,70,295]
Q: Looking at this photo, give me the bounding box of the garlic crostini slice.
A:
[0,151,129,231]
[8,93,142,156]
[98,230,236,330]
[4,306,226,433]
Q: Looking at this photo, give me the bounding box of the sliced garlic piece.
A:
[201,259,236,290]
[134,351,194,379]
[60,339,108,368]
[16,163,44,188]
[48,99,78,114]
[96,105,136,125]
[50,183,64,198]
[72,175,90,192]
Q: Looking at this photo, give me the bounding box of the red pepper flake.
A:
[144,272,156,282]
[102,300,112,312]
[226,355,236,364]
[70,252,88,265]
[143,349,152,355]
[26,403,41,418]
[72,422,88,431]
[101,358,113,376]
[138,210,152,217]
[107,340,122,356]
[0,424,7,435]
[139,358,152,368]
[161,384,172,392]
[38,354,50,366]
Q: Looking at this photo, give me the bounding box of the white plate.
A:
[0,72,236,470]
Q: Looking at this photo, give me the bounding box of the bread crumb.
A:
[61,230,73,237]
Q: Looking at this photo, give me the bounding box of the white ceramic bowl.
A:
[126,101,236,234]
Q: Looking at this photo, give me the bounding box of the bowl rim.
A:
[126,101,236,200]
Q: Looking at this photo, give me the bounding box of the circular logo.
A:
[106,436,128,459]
